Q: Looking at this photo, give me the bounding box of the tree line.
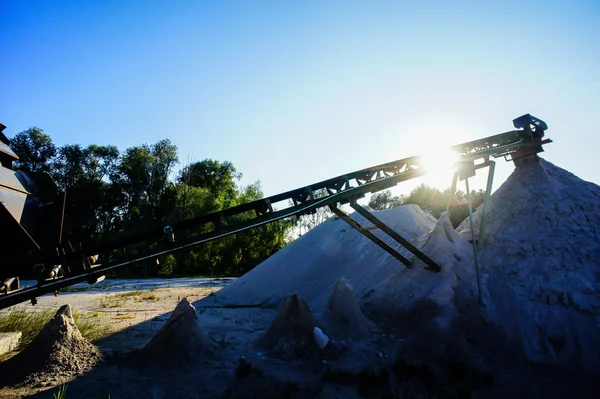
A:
[10,127,292,277]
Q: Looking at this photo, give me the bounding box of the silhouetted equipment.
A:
[0,115,551,309]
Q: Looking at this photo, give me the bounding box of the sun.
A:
[416,147,459,189]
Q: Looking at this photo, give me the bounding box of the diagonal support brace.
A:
[477,161,495,251]
[329,205,412,267]
[349,202,441,272]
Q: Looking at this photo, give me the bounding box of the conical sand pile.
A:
[456,158,600,372]
[0,304,101,388]
[322,278,376,340]
[140,298,218,364]
[216,205,437,309]
[256,293,324,350]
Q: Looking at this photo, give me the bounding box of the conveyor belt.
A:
[0,114,551,309]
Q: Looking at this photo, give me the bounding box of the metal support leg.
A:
[465,178,483,306]
[477,161,495,251]
[349,202,441,272]
[329,205,412,267]
[447,171,459,213]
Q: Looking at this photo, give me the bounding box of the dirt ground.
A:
[0,278,597,399]
[0,278,431,398]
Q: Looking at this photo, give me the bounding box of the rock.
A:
[0,332,21,355]
[313,327,330,349]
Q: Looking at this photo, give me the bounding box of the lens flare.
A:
[416,148,459,189]
[418,148,459,173]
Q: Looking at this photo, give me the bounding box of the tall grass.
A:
[53,384,68,399]
[0,308,112,349]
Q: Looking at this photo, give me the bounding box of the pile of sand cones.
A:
[256,279,376,352]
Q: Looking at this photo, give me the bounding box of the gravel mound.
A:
[216,205,437,309]
[458,157,600,372]
[139,298,219,364]
[256,293,323,353]
[0,304,101,388]
[322,278,376,340]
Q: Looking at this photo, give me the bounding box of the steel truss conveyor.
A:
[0,114,551,309]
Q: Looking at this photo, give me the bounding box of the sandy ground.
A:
[1,277,598,398]
[0,278,236,398]
[2,278,384,398]
[0,277,459,399]
[3,278,231,352]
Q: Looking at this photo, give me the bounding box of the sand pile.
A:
[256,293,324,353]
[140,298,219,364]
[0,304,101,388]
[217,155,599,375]
[216,204,437,309]
[456,158,600,372]
[322,278,376,340]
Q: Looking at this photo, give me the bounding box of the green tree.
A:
[368,190,404,210]
[6,124,296,278]
[116,140,178,222]
[403,184,446,218]
[10,127,57,172]
[367,184,487,228]
[53,144,123,242]
[179,159,241,203]
[166,183,220,224]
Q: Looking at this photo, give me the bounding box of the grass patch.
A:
[0,309,54,349]
[116,290,144,298]
[100,289,161,307]
[75,311,112,342]
[0,308,112,349]
[53,384,68,399]
[100,296,123,308]
[137,293,159,301]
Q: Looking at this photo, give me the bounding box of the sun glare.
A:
[417,147,459,189]
[419,148,459,172]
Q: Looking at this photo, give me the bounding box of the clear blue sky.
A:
[2,0,599,198]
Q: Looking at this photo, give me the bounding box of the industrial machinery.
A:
[0,114,551,309]
[0,123,67,293]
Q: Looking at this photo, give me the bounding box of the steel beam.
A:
[328,205,412,268]
[349,202,441,272]
[477,161,495,251]
[447,171,459,213]
[465,178,483,306]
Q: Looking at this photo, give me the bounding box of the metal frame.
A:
[329,205,413,268]
[453,158,496,306]
[348,202,441,271]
